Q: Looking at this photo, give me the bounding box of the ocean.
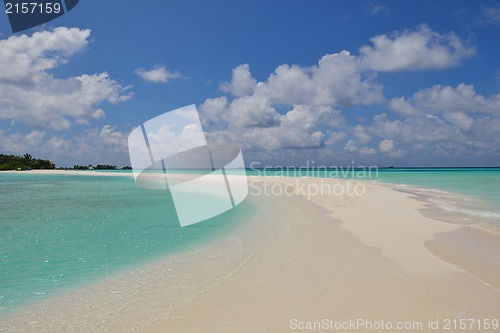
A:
[248,167,500,228]
[0,172,250,316]
[373,168,500,223]
[1,168,500,318]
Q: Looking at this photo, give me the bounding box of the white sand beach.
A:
[136,176,500,333]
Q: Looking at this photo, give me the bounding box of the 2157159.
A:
[5,2,61,14]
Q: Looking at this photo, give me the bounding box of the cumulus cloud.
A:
[4,24,492,166]
[352,125,372,144]
[360,104,500,161]
[99,125,126,146]
[379,139,405,157]
[379,83,500,160]
[191,24,500,165]
[344,140,358,152]
[258,51,384,106]
[220,64,257,96]
[344,140,377,155]
[134,65,182,83]
[0,27,91,81]
[371,113,455,143]
[0,130,45,154]
[213,51,384,112]
[219,79,499,163]
[359,24,475,71]
[198,25,479,157]
[199,50,383,151]
[389,83,500,117]
[0,27,131,130]
[359,147,377,155]
[203,105,343,151]
[325,131,346,146]
[379,139,394,152]
[0,124,131,166]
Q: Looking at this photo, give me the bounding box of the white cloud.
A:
[0,27,91,81]
[389,97,421,117]
[389,83,500,117]
[196,25,484,161]
[359,147,377,155]
[228,95,280,128]
[203,105,343,151]
[481,6,500,24]
[75,125,128,159]
[344,140,358,152]
[367,2,388,15]
[0,28,131,130]
[379,138,394,152]
[4,24,491,166]
[344,140,377,155]
[199,50,383,150]
[0,130,44,153]
[99,125,126,146]
[379,139,405,157]
[364,105,500,160]
[261,105,336,149]
[199,25,475,147]
[0,125,131,166]
[199,96,229,130]
[25,130,45,146]
[371,113,454,143]
[44,136,71,152]
[442,111,474,131]
[352,125,372,144]
[256,51,384,106]
[359,24,475,71]
[325,131,346,146]
[134,65,182,83]
[383,83,499,159]
[220,64,257,96]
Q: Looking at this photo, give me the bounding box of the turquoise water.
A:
[247,167,500,222]
[0,172,251,315]
[247,167,500,198]
[374,168,500,207]
[374,168,500,224]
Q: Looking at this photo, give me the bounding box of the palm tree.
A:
[23,153,33,168]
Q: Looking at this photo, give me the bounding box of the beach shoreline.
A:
[136,176,500,333]
[0,169,135,177]
[1,173,499,332]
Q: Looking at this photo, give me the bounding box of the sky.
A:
[0,0,499,167]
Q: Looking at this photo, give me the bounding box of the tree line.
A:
[0,153,55,170]
[73,164,118,170]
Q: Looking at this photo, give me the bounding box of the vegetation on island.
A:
[73,164,118,170]
[0,153,132,171]
[0,153,56,170]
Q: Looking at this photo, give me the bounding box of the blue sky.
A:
[0,0,499,167]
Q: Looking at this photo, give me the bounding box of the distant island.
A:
[0,154,55,171]
[0,153,132,171]
[73,164,122,170]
